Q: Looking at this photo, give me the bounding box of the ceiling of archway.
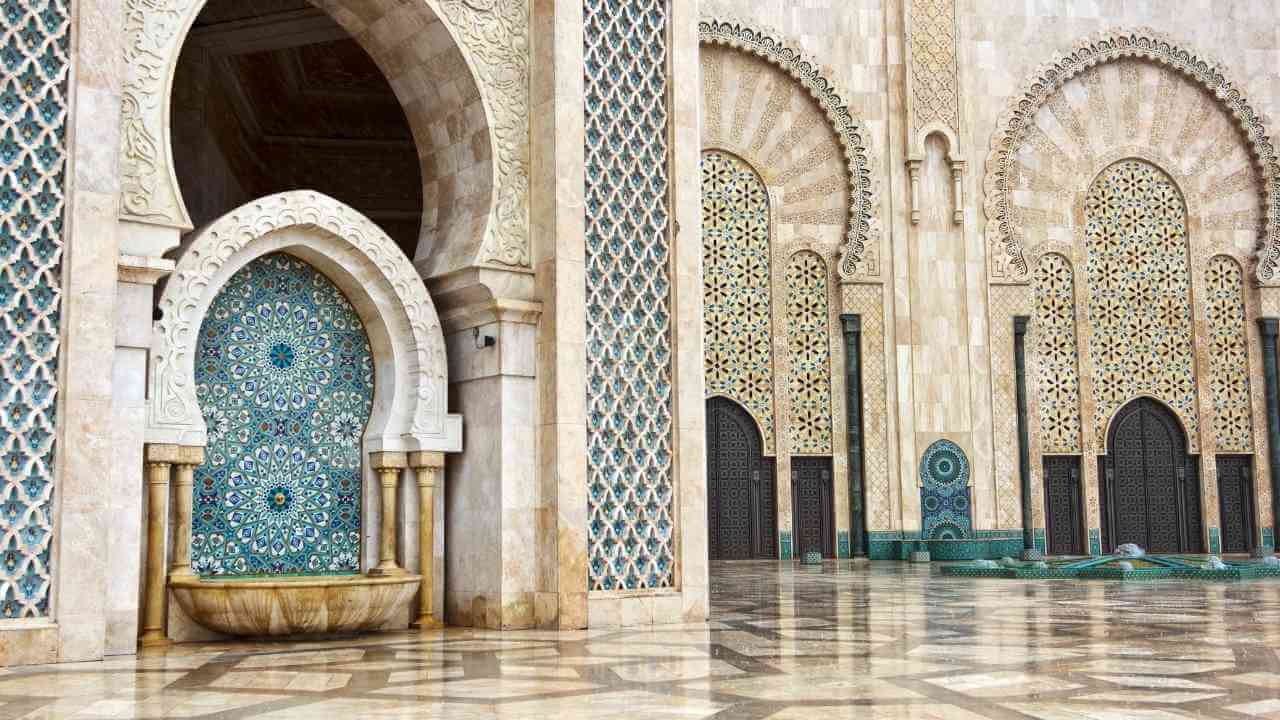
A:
[177,2,422,255]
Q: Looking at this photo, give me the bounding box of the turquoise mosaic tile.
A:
[780,531,793,560]
[837,530,850,559]
[192,254,373,577]
[920,440,972,540]
[0,0,69,619]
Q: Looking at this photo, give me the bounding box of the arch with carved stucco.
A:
[147,191,462,453]
[120,0,529,275]
[984,27,1280,285]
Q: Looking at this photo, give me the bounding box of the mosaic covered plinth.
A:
[169,574,420,637]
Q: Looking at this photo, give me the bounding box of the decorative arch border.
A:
[1099,394,1193,455]
[119,0,530,270]
[147,191,462,453]
[699,18,878,281]
[983,27,1280,284]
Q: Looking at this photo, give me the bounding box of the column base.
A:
[138,629,170,648]
[369,566,407,577]
[411,615,444,630]
[168,571,198,584]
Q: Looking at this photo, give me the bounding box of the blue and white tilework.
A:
[0,0,69,619]
[583,0,674,591]
[192,254,373,578]
[919,440,972,541]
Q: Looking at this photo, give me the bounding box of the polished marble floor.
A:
[6,561,1280,718]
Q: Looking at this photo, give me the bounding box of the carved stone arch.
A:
[984,27,1279,284]
[147,191,462,453]
[120,0,529,273]
[698,18,880,281]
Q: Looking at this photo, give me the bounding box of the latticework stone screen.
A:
[0,0,69,619]
[583,0,674,591]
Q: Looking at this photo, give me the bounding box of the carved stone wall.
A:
[906,0,960,137]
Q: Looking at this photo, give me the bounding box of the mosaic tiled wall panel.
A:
[1085,160,1198,450]
[583,0,674,592]
[1204,256,1253,453]
[702,151,776,454]
[0,0,69,619]
[920,440,972,540]
[1032,254,1083,454]
[785,252,833,455]
[192,254,373,577]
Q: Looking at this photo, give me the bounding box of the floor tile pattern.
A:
[6,562,1280,718]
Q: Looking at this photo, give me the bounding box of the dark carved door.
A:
[1217,455,1255,554]
[1043,455,1083,555]
[706,398,776,559]
[1100,398,1202,553]
[791,457,834,558]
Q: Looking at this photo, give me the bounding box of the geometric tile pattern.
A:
[988,284,1032,529]
[1032,253,1082,453]
[702,151,775,454]
[0,0,69,619]
[1204,256,1254,453]
[842,284,891,530]
[1086,159,1198,450]
[920,440,972,540]
[583,0,673,591]
[192,254,373,577]
[785,252,833,455]
[10,563,1280,718]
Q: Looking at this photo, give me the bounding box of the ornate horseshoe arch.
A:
[147,191,462,453]
[698,18,881,282]
[984,27,1280,284]
[119,0,530,271]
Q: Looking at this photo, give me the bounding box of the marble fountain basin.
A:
[170,573,421,637]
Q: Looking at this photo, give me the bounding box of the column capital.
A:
[370,451,408,470]
[1013,315,1030,335]
[409,451,446,470]
[840,313,861,333]
[1259,317,1280,338]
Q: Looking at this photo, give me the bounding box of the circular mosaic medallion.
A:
[919,440,973,542]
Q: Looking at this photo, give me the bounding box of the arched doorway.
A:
[1099,398,1203,553]
[706,397,776,560]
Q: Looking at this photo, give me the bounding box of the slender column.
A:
[139,446,176,647]
[410,451,445,628]
[840,314,866,556]
[168,447,205,581]
[1258,318,1280,552]
[1013,317,1035,556]
[370,452,408,575]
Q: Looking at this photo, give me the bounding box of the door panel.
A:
[706,397,776,559]
[1043,455,1083,556]
[1217,455,1255,554]
[1100,398,1202,553]
[791,457,834,558]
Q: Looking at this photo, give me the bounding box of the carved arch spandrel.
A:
[699,18,881,282]
[120,0,529,272]
[148,191,462,453]
[984,27,1278,285]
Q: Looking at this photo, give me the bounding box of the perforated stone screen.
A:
[0,0,69,619]
[583,0,674,592]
